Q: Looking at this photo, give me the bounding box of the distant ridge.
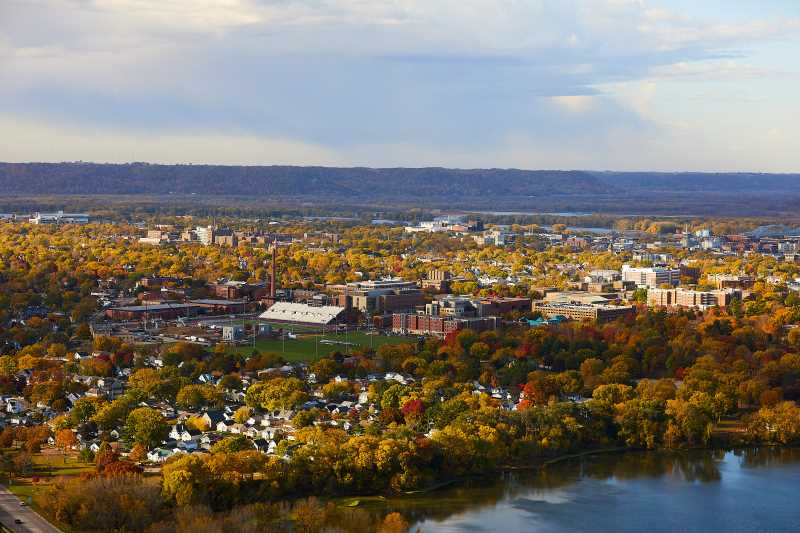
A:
[0,162,611,198]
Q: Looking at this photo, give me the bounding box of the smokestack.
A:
[270,240,277,299]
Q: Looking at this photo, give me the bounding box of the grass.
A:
[235,330,420,362]
[5,453,94,532]
[6,453,95,500]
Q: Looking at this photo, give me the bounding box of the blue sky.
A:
[0,0,798,171]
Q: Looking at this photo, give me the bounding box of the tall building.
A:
[621,265,681,288]
[196,226,215,245]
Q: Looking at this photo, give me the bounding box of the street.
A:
[0,486,61,533]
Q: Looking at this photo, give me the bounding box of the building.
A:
[420,269,452,292]
[333,279,424,316]
[105,303,202,321]
[473,228,515,246]
[211,281,267,300]
[196,226,215,245]
[222,325,245,342]
[30,211,89,224]
[190,299,250,314]
[258,302,345,326]
[621,265,681,288]
[474,297,532,316]
[708,274,754,290]
[647,288,739,310]
[544,291,616,305]
[392,313,497,337]
[531,301,636,323]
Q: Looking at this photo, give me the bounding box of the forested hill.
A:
[0,163,611,197]
[595,171,800,192]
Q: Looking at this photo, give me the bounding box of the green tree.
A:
[125,407,168,449]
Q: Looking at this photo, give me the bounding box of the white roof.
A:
[258,302,345,325]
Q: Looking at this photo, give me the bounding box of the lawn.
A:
[6,452,95,529]
[235,330,421,362]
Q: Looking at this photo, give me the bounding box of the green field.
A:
[235,330,420,361]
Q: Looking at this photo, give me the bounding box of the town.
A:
[0,209,799,531]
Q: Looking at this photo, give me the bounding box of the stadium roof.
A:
[258,302,345,325]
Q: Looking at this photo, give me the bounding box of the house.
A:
[147,448,174,463]
[5,398,27,414]
[202,409,226,428]
[216,420,234,432]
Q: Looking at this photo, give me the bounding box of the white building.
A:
[258,302,345,326]
[621,265,681,288]
[30,211,89,224]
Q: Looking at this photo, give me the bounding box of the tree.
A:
[128,443,147,463]
[211,435,253,454]
[176,384,223,410]
[71,397,103,425]
[55,428,77,456]
[747,401,800,444]
[125,407,168,449]
[245,378,308,411]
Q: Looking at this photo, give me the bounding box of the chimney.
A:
[270,241,277,299]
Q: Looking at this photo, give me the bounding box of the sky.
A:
[1,0,799,171]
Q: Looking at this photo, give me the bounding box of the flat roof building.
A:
[531,301,636,324]
[622,265,681,288]
[647,288,739,310]
[105,303,202,321]
[392,313,497,337]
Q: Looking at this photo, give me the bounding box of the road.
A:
[0,486,61,533]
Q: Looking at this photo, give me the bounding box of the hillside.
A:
[594,172,800,192]
[0,163,611,198]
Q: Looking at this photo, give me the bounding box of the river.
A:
[372,448,800,532]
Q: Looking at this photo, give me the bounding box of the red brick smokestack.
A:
[270,240,277,299]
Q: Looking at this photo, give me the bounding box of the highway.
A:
[0,486,61,533]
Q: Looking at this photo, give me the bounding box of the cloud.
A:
[0,0,799,170]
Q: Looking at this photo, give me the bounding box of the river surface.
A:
[378,448,800,533]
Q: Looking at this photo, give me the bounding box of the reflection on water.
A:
[367,448,800,533]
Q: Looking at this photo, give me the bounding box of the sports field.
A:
[234,330,420,361]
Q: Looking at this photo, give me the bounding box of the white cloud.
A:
[0,0,799,170]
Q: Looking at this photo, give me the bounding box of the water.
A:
[379,449,800,533]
